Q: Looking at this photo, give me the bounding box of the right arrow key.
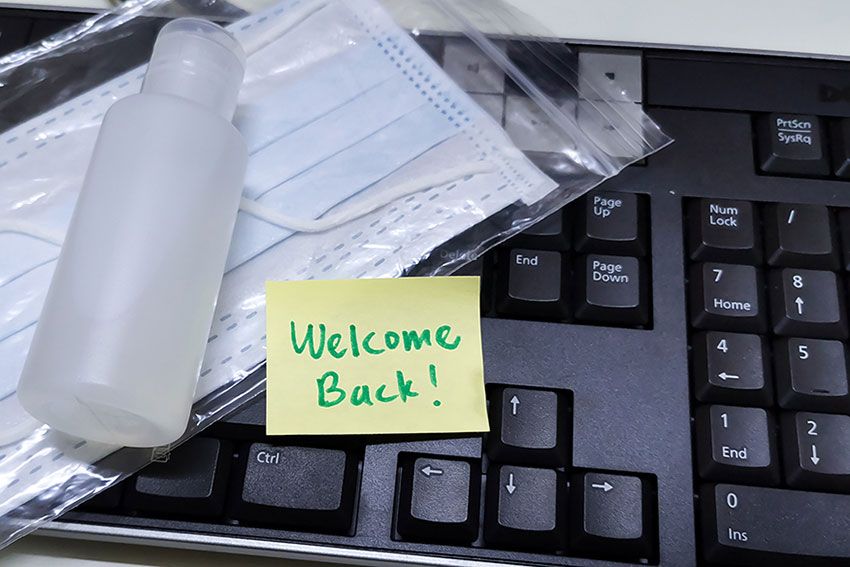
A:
[569,471,657,562]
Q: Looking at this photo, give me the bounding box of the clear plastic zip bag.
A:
[0,0,671,549]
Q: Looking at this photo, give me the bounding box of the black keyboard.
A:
[6,8,850,567]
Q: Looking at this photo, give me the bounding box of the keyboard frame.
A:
[3,8,850,566]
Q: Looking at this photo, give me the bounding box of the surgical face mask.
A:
[0,0,557,516]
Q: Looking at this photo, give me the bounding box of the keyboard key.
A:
[442,37,505,94]
[782,412,850,492]
[768,269,847,339]
[692,332,772,406]
[486,387,570,468]
[483,465,567,551]
[504,95,569,153]
[695,405,779,485]
[0,17,33,56]
[689,263,766,333]
[688,199,761,264]
[513,211,570,251]
[833,119,850,178]
[701,484,850,564]
[126,438,231,518]
[495,249,568,320]
[764,203,839,269]
[578,48,642,103]
[757,113,829,176]
[396,456,480,544]
[229,444,358,533]
[569,472,655,561]
[574,254,649,325]
[575,192,648,256]
[774,338,850,412]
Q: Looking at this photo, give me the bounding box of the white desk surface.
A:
[1,0,849,58]
[0,537,329,566]
[0,0,847,565]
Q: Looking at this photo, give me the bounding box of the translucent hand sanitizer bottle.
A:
[18,19,248,447]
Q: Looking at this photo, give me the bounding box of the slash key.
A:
[764,203,839,269]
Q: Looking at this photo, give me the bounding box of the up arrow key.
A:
[420,465,443,477]
[509,395,520,416]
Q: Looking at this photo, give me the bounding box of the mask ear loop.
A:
[238,160,496,233]
[0,222,64,247]
[237,1,329,56]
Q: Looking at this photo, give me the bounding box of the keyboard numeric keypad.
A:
[688,198,850,565]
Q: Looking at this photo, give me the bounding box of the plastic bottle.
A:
[17,19,248,447]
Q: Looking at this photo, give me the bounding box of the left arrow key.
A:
[420,464,443,477]
[396,455,481,544]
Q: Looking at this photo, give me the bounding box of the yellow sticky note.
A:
[265,277,488,436]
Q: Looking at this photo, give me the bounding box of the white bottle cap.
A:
[142,18,246,120]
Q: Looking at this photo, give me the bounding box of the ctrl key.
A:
[228,444,359,534]
[702,484,850,565]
